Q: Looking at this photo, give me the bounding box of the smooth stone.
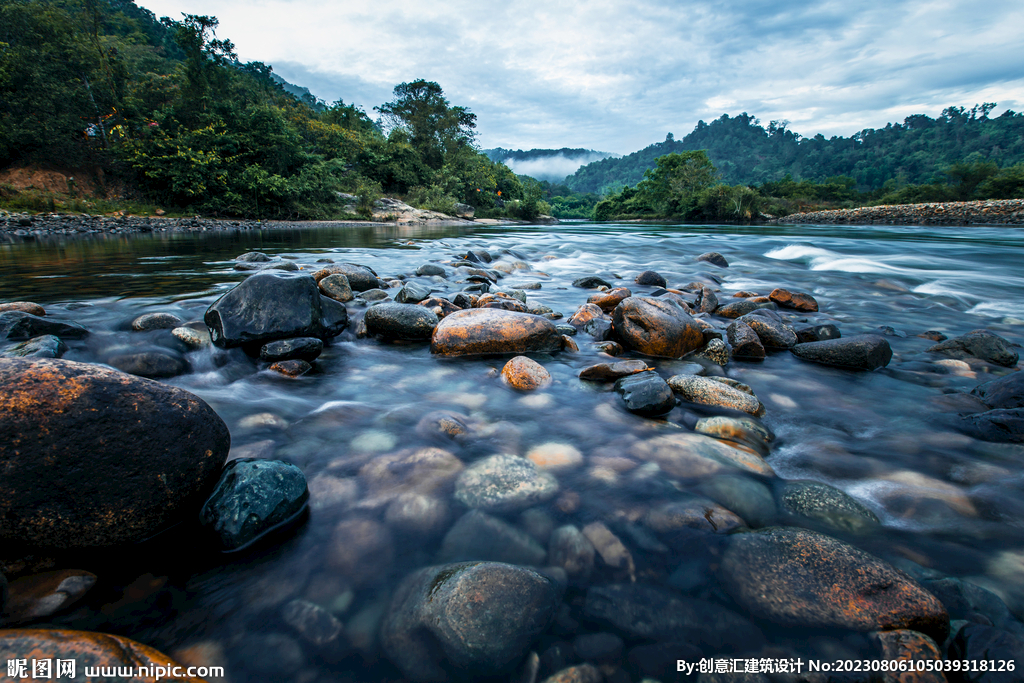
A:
[738,314,798,349]
[769,288,819,312]
[795,323,842,343]
[635,270,667,287]
[0,302,45,316]
[0,311,88,341]
[318,273,354,302]
[386,493,451,535]
[502,355,553,390]
[381,562,561,681]
[541,664,602,683]
[328,518,395,586]
[454,454,559,513]
[922,578,1024,636]
[588,287,632,311]
[928,330,1019,367]
[868,630,945,683]
[365,303,439,341]
[583,584,763,652]
[715,300,759,318]
[698,474,777,528]
[431,308,562,356]
[416,263,447,277]
[1,335,67,359]
[548,525,595,582]
[439,510,547,565]
[579,359,649,381]
[612,296,704,358]
[970,371,1024,409]
[957,408,1024,443]
[629,432,775,479]
[2,570,97,624]
[0,358,228,552]
[696,338,730,365]
[790,335,893,371]
[204,272,347,347]
[260,337,323,363]
[720,527,949,641]
[395,281,432,304]
[312,263,379,291]
[171,326,211,348]
[0,630,205,682]
[645,498,745,534]
[697,252,729,267]
[269,359,312,377]
[727,320,765,360]
[572,276,612,289]
[614,371,676,416]
[356,288,391,303]
[360,447,464,499]
[949,624,1024,683]
[130,312,184,331]
[199,458,309,551]
[282,599,343,647]
[667,374,766,416]
[582,522,636,579]
[236,251,272,262]
[106,349,190,379]
[693,285,719,314]
[694,416,775,452]
[526,443,584,471]
[780,480,880,533]
[566,303,604,329]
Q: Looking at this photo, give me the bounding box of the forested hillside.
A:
[567,108,1024,195]
[0,0,547,219]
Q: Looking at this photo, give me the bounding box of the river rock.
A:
[869,630,944,683]
[541,664,602,683]
[318,273,354,302]
[548,525,595,582]
[269,359,312,377]
[780,480,880,533]
[714,300,759,318]
[645,498,745,534]
[171,326,211,348]
[0,311,88,341]
[566,303,604,330]
[769,288,819,312]
[957,408,1024,443]
[697,252,729,267]
[0,630,205,682]
[416,263,447,277]
[1,335,67,359]
[312,263,380,291]
[970,371,1024,409]
[738,314,798,349]
[328,518,395,586]
[795,323,842,343]
[381,562,561,681]
[0,358,229,553]
[614,371,676,416]
[501,355,552,390]
[695,416,774,453]
[928,330,1019,367]
[236,251,272,262]
[588,287,632,311]
[949,623,1024,683]
[199,458,309,551]
[583,584,763,652]
[454,454,559,513]
[282,599,343,647]
[204,272,347,347]
[106,348,190,379]
[698,474,777,528]
[573,276,612,289]
[667,374,766,416]
[0,302,45,316]
[694,285,719,314]
[727,320,765,360]
[431,308,562,356]
[365,302,439,340]
[439,510,547,565]
[395,281,432,304]
[579,359,649,381]
[629,432,775,479]
[1,569,96,624]
[720,527,949,640]
[259,337,323,363]
[612,296,704,358]
[922,577,1024,636]
[635,270,667,287]
[360,447,464,499]
[790,335,893,370]
[131,312,184,331]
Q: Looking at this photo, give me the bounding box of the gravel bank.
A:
[777,198,1024,225]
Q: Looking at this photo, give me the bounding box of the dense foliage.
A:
[0,0,545,219]
[567,109,1024,195]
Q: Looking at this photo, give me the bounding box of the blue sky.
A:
[135,0,1024,155]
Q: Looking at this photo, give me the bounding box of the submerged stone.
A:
[790,335,893,371]
[0,312,88,341]
[1,335,67,359]
[780,480,880,533]
[454,454,558,513]
[614,371,676,416]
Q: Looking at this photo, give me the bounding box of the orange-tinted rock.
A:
[629,433,775,479]
[0,358,229,554]
[769,288,819,312]
[359,447,464,499]
[269,359,312,377]
[870,630,945,683]
[578,359,649,381]
[501,356,552,390]
[419,297,462,318]
[477,293,529,312]
[588,287,632,311]
[611,296,704,358]
[566,303,604,328]
[720,527,949,641]
[561,335,578,351]
[0,302,45,316]
[2,570,96,624]
[431,308,562,357]
[0,629,205,682]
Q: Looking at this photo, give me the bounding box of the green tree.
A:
[374,80,476,169]
[636,150,718,215]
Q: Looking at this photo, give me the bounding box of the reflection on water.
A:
[3,221,1023,681]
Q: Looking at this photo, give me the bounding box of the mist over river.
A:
[2,221,1022,682]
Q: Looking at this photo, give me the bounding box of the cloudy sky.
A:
[135,0,1024,155]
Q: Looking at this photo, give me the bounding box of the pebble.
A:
[780,480,880,533]
[526,442,584,470]
[454,454,559,513]
[667,374,766,416]
[614,371,677,416]
[440,510,547,565]
[582,522,635,580]
[502,355,553,390]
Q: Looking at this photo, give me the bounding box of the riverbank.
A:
[778,198,1024,225]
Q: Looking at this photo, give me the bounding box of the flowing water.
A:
[2,221,1023,681]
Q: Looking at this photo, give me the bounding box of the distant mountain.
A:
[270,73,326,111]
[484,148,617,183]
[565,107,1024,194]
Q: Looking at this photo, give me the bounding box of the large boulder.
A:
[381,562,562,681]
[611,297,704,358]
[970,371,1024,409]
[790,335,892,370]
[204,272,347,348]
[0,630,205,682]
[0,358,229,554]
[312,263,380,291]
[719,527,948,641]
[365,303,439,341]
[0,312,88,341]
[928,330,1019,367]
[431,308,562,356]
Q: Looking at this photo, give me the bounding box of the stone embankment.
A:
[778,198,1024,225]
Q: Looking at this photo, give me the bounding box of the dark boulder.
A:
[260,337,324,363]
[416,263,447,277]
[611,296,704,358]
[714,300,760,318]
[795,323,841,343]
[634,270,667,287]
[929,330,1019,367]
[693,286,718,314]
[738,314,798,349]
[727,321,765,360]
[204,272,346,348]
[395,281,432,304]
[0,312,88,341]
[572,276,612,289]
[970,371,1024,409]
[949,624,1024,683]
[365,303,440,341]
[106,348,190,379]
[200,459,309,551]
[312,263,379,291]
[768,288,819,312]
[0,358,229,553]
[790,335,893,370]
[1,335,67,359]
[957,408,1024,443]
[615,371,676,417]
[697,252,729,267]
[431,308,562,356]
